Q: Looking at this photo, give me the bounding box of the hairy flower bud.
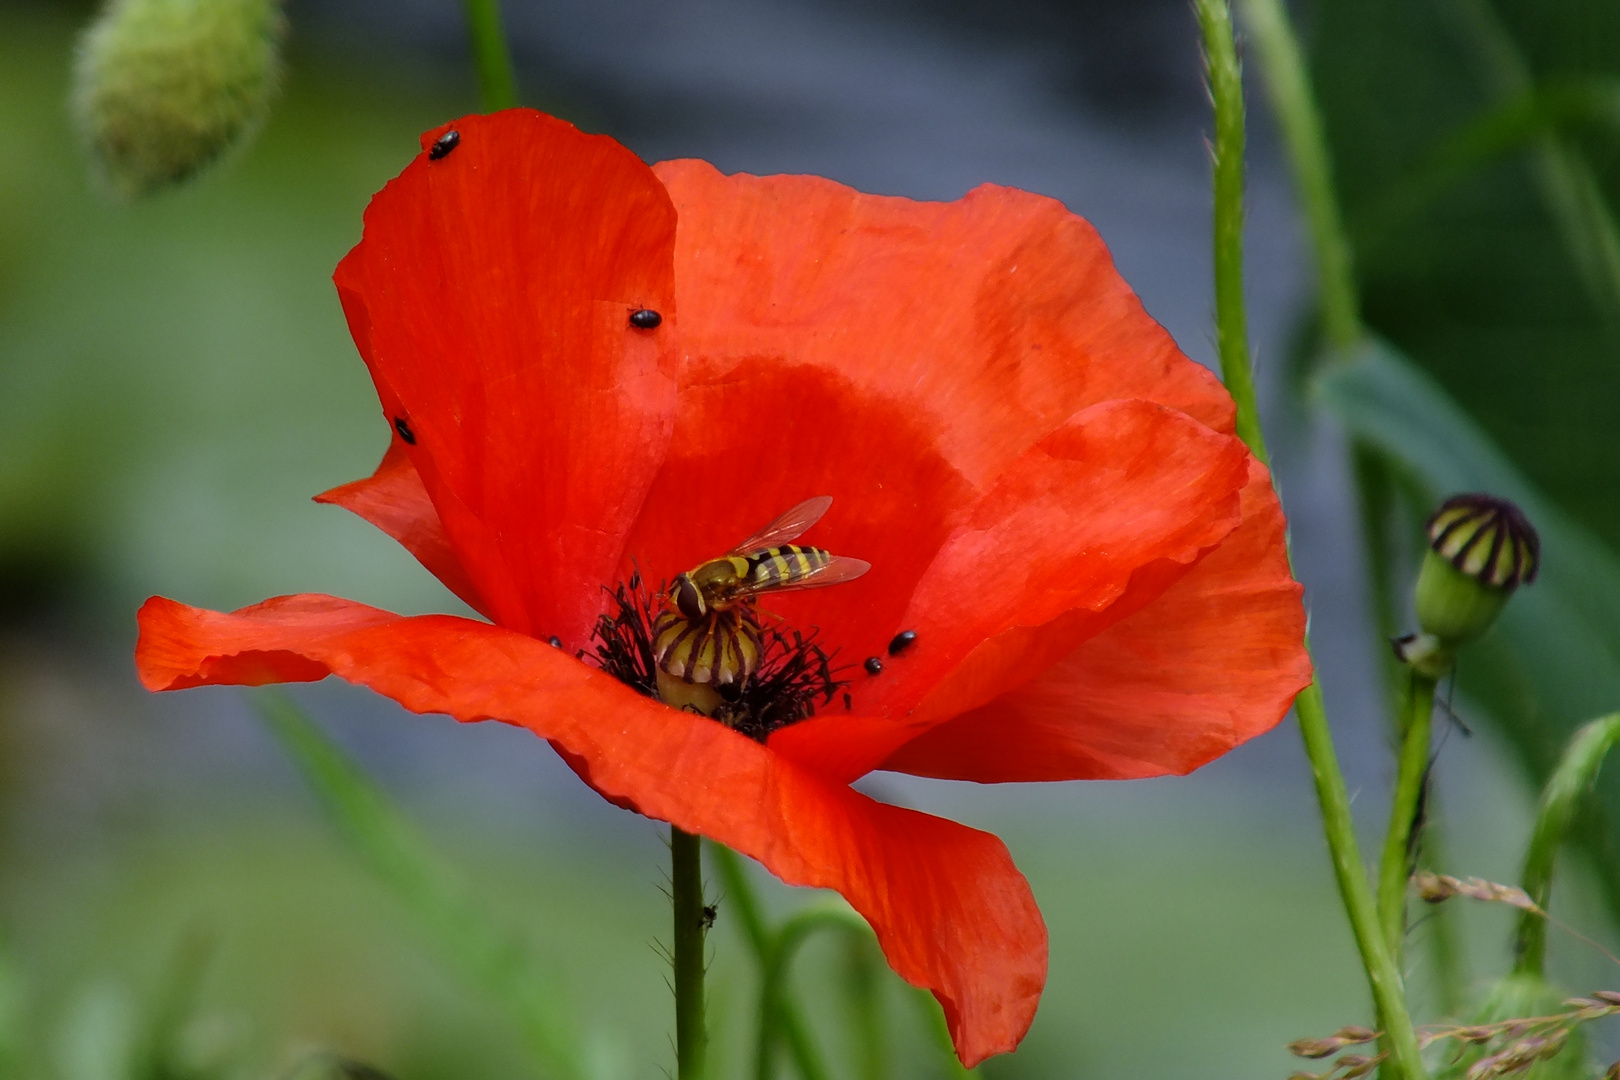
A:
[73,0,286,198]
[1414,494,1539,647]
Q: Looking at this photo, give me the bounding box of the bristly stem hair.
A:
[1193,0,1426,1076]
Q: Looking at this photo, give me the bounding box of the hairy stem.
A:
[1378,673,1438,962]
[1192,1,1425,1075]
[672,827,708,1080]
[1195,0,1266,462]
[1296,683,1428,1079]
[459,0,518,112]
[1237,0,1361,350]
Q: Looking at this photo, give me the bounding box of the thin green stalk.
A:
[672,827,708,1080]
[709,845,830,1080]
[460,0,518,112]
[1193,1,1425,1075]
[1296,683,1428,1079]
[1195,0,1266,462]
[1237,0,1362,350]
[1377,673,1438,962]
[1514,713,1620,976]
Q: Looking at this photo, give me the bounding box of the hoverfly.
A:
[653,496,870,687]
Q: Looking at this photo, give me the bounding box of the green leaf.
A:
[1515,714,1620,977]
[255,691,585,1080]
[1316,340,1620,912]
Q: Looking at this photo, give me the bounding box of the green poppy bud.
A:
[1414,493,1539,646]
[72,0,286,199]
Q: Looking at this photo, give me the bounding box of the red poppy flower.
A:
[135,109,1311,1066]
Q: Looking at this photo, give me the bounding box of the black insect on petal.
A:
[429,129,460,160]
[888,629,917,656]
[629,308,662,329]
[842,692,853,711]
[548,636,562,648]
[863,656,884,676]
[393,417,416,444]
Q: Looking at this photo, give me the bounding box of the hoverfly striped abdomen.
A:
[652,606,763,687]
[652,498,869,690]
[746,545,833,589]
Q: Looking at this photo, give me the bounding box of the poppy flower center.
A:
[585,572,849,742]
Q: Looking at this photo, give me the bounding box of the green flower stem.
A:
[1195,0,1266,463]
[709,845,831,1080]
[672,827,708,1080]
[459,0,518,111]
[1295,683,1427,1079]
[1377,673,1438,962]
[1191,3,1424,1073]
[1236,0,1362,351]
[1514,713,1620,976]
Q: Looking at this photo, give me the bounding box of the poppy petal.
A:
[334,110,679,645]
[880,462,1311,781]
[620,162,1250,755]
[315,438,488,615]
[135,594,1047,1065]
[764,399,1252,782]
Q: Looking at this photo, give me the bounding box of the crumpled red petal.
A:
[334,110,679,646]
[625,161,1235,593]
[882,461,1311,781]
[763,398,1251,782]
[135,594,1047,1065]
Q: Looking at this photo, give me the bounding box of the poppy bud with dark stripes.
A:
[1414,493,1539,647]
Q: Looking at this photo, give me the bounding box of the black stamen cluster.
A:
[587,574,660,698]
[719,625,847,742]
[586,575,849,742]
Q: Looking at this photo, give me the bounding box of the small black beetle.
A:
[429,130,460,160]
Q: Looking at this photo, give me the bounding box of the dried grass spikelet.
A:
[1435,974,1589,1080]
[72,0,286,198]
[1413,871,1543,914]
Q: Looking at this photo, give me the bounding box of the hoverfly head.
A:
[672,574,707,621]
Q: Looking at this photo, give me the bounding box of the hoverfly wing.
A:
[728,495,834,555]
[745,555,871,596]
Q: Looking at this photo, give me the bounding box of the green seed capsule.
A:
[73,0,286,198]
[1414,493,1539,647]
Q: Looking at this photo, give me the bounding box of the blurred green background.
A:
[3,0,1620,1077]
